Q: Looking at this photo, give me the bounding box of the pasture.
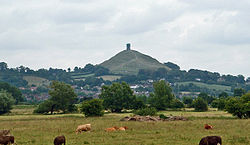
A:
[176,81,231,92]
[0,106,249,145]
[23,76,50,87]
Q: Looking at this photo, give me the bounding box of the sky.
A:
[0,0,250,78]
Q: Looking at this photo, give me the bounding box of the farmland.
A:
[1,106,249,145]
[176,81,232,92]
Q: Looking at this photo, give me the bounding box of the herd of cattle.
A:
[0,123,222,145]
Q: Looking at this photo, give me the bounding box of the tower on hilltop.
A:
[126,43,131,51]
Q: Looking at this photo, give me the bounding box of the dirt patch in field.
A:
[120,115,188,122]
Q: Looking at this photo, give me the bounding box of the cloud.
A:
[0,0,249,77]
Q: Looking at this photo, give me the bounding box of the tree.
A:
[170,99,184,108]
[0,62,8,71]
[225,93,250,118]
[0,90,15,115]
[234,88,246,97]
[148,80,174,110]
[193,97,208,112]
[80,99,104,117]
[133,98,146,110]
[164,62,180,70]
[100,82,136,112]
[211,98,226,110]
[0,82,24,104]
[219,92,228,99]
[182,96,193,107]
[83,64,95,72]
[33,100,54,114]
[34,81,77,114]
[198,92,215,105]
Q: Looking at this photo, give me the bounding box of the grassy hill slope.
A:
[23,76,50,87]
[177,81,231,92]
[100,50,171,75]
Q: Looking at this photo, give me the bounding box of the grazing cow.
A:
[204,124,213,130]
[118,126,128,131]
[54,135,66,145]
[0,135,15,145]
[0,130,10,136]
[199,136,222,145]
[75,124,91,134]
[105,126,119,132]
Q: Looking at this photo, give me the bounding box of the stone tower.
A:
[126,43,131,51]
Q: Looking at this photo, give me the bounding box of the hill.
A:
[100,50,171,75]
[23,76,50,87]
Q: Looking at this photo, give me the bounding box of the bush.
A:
[170,99,184,108]
[225,93,250,119]
[182,96,193,107]
[134,107,157,116]
[0,90,15,115]
[159,114,169,119]
[193,97,208,112]
[211,98,226,110]
[133,98,146,110]
[80,99,104,117]
[33,100,53,114]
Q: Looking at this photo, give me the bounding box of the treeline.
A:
[1,61,249,95]
[120,62,248,85]
[0,62,110,87]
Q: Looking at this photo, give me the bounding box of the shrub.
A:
[81,99,104,117]
[133,98,146,110]
[170,99,184,108]
[193,97,208,112]
[182,96,193,107]
[33,100,53,114]
[159,114,169,119]
[134,107,157,116]
[225,93,250,119]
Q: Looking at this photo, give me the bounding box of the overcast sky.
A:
[0,0,249,78]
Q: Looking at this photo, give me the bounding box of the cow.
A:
[54,135,66,145]
[118,126,128,131]
[0,130,10,136]
[105,126,119,132]
[199,136,222,145]
[0,135,15,145]
[75,124,91,134]
[204,124,213,130]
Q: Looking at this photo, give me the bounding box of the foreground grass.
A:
[0,109,249,145]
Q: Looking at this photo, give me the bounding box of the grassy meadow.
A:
[0,106,249,145]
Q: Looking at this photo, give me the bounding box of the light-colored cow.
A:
[75,124,91,134]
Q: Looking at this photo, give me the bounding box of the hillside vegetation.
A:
[23,76,50,87]
[100,50,171,75]
[177,81,231,92]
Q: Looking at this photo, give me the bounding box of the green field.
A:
[70,73,95,79]
[1,106,249,145]
[23,76,50,87]
[177,81,231,92]
[98,75,122,81]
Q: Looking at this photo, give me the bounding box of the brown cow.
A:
[118,126,128,131]
[0,135,15,145]
[0,130,10,136]
[199,136,222,145]
[75,124,91,134]
[204,124,213,130]
[54,135,66,145]
[105,126,118,132]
